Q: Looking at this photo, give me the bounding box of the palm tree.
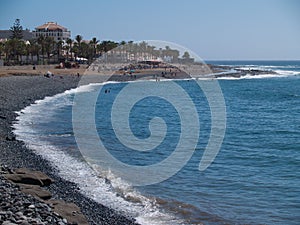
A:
[75,35,82,44]
[96,43,103,56]
[72,42,79,60]
[120,40,126,46]
[148,45,156,60]
[162,46,171,61]
[29,39,40,64]
[56,40,64,62]
[25,41,31,64]
[75,35,83,57]
[80,42,90,59]
[44,37,55,64]
[182,51,191,59]
[4,39,23,64]
[170,49,180,63]
[90,37,99,59]
[0,42,4,59]
[138,41,148,60]
[119,41,128,62]
[66,38,73,60]
[102,40,118,53]
[3,40,11,63]
[37,36,45,64]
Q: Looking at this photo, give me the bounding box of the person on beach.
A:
[44,71,53,78]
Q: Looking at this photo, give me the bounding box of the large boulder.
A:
[3,168,54,186]
[19,183,52,200]
[48,199,89,225]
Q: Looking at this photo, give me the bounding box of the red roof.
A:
[36,22,67,31]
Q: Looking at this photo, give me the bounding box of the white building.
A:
[33,22,70,42]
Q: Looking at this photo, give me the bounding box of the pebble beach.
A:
[0,72,139,225]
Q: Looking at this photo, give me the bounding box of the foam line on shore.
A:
[13,81,184,225]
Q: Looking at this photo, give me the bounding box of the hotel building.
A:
[33,22,71,42]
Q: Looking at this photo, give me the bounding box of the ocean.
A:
[14,61,300,225]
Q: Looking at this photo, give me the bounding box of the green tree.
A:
[0,42,4,59]
[56,40,64,62]
[75,35,83,56]
[37,36,45,64]
[4,39,25,64]
[90,37,99,59]
[170,49,179,63]
[10,19,23,39]
[29,39,40,64]
[3,41,10,63]
[44,37,55,63]
[99,40,118,53]
[24,41,31,63]
[72,42,79,60]
[182,51,190,59]
[66,38,73,60]
[80,42,90,59]
[120,40,126,46]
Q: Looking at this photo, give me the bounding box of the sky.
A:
[1,0,299,60]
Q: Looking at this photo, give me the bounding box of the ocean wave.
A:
[217,72,300,80]
[274,69,300,76]
[237,65,300,69]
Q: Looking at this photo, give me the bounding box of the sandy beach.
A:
[0,65,87,77]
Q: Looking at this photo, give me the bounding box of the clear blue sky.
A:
[1,0,299,60]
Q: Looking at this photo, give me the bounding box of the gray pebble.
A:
[28,204,35,209]
[2,221,18,225]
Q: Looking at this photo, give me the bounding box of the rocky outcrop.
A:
[48,200,89,225]
[1,166,89,225]
[18,184,52,200]
[3,168,53,186]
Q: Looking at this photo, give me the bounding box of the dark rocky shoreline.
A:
[0,74,139,225]
[0,166,89,225]
[0,66,278,224]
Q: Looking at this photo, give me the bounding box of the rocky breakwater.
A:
[0,165,88,225]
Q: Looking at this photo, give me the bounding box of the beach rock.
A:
[5,134,16,141]
[48,199,89,225]
[19,221,30,225]
[2,221,17,225]
[19,184,52,200]
[0,177,71,225]
[3,168,54,186]
[1,165,13,174]
[14,168,54,186]
[3,173,43,186]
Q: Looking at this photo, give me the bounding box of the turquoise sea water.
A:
[14,61,300,225]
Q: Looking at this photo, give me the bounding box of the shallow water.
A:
[14,61,300,225]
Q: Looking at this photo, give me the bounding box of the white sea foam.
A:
[216,73,292,80]
[225,64,300,70]
[12,64,299,224]
[214,68,300,80]
[274,69,300,76]
[13,84,184,225]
